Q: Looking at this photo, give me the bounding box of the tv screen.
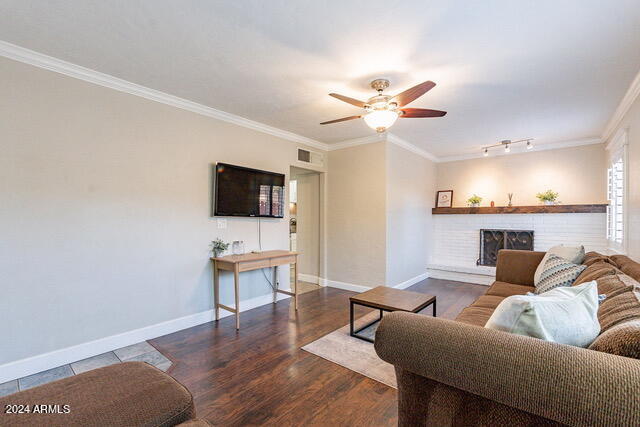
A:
[214,163,285,217]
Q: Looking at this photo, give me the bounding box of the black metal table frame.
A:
[349,298,436,343]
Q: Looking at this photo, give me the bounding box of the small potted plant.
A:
[210,238,229,258]
[467,194,482,207]
[536,190,559,205]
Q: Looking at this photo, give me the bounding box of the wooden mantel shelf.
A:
[432,204,608,215]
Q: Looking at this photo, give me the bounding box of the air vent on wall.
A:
[297,148,324,166]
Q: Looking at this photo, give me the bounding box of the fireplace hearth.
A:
[477,229,534,266]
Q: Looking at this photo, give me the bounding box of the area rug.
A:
[301,312,397,388]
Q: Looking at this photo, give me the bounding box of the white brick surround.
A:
[429,213,608,285]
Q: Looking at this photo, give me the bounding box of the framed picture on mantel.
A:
[435,190,453,208]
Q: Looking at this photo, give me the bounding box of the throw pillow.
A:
[534,245,586,285]
[588,320,640,359]
[535,254,587,294]
[485,281,600,347]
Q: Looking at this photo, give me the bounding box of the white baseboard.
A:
[391,272,430,289]
[0,292,291,384]
[320,278,372,292]
[298,273,319,284]
[319,272,430,293]
[427,268,493,286]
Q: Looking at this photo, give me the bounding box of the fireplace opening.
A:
[477,229,534,266]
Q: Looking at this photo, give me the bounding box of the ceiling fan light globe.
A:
[364,110,398,132]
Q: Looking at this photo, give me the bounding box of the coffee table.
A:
[349,286,436,343]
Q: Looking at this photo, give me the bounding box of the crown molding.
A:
[325,134,385,151]
[386,133,439,162]
[436,137,603,163]
[602,68,640,143]
[326,132,439,163]
[0,40,330,152]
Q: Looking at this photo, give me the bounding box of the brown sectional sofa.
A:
[0,362,211,426]
[375,249,640,426]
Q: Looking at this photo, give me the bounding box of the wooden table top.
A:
[349,286,436,312]
[211,250,297,263]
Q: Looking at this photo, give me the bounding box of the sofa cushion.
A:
[0,362,195,427]
[594,273,633,295]
[610,255,640,282]
[589,320,640,359]
[485,281,534,298]
[470,295,507,310]
[574,261,620,285]
[455,306,494,327]
[596,275,640,332]
[583,251,617,267]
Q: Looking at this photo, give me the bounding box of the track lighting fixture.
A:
[481,138,533,157]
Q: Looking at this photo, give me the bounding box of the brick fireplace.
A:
[428,210,607,285]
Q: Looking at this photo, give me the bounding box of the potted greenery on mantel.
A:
[536,190,560,206]
[466,194,482,207]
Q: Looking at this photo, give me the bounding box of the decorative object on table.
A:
[481,138,533,156]
[536,189,559,205]
[507,193,513,207]
[232,240,245,255]
[210,238,229,258]
[490,201,495,207]
[466,194,482,207]
[435,190,453,208]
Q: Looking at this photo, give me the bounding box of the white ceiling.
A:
[1,0,640,157]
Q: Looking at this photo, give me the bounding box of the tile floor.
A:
[0,341,171,398]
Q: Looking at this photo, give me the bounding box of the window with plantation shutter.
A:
[606,130,628,253]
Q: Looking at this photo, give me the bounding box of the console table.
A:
[211,250,298,330]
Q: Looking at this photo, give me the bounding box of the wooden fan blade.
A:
[399,108,447,118]
[391,81,436,107]
[329,93,366,108]
[320,115,362,125]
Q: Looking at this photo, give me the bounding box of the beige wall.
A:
[290,169,320,278]
[386,143,436,286]
[0,56,325,366]
[327,143,387,286]
[606,93,640,259]
[436,144,607,207]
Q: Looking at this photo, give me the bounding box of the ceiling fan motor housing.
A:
[370,78,390,92]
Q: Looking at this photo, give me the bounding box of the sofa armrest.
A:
[375,312,640,426]
[495,249,545,286]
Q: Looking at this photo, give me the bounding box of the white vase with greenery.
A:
[536,190,559,206]
[210,238,230,258]
[467,194,482,208]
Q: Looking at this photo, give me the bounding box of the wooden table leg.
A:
[293,258,299,310]
[213,260,220,321]
[234,264,240,330]
[272,265,278,304]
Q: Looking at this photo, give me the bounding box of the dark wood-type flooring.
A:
[150,278,487,426]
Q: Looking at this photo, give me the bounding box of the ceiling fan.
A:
[320,79,446,133]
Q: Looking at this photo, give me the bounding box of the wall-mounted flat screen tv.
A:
[213,163,285,218]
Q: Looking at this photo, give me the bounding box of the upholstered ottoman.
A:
[0,362,209,426]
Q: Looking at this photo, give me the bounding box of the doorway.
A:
[289,166,321,294]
